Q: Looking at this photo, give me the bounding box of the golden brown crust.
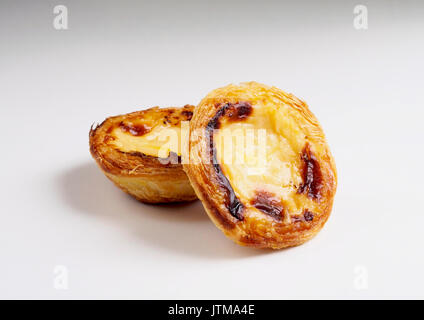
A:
[89,105,197,203]
[183,82,337,249]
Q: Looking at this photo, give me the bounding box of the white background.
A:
[1,0,423,299]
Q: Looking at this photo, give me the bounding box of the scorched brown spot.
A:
[205,103,249,221]
[251,190,284,221]
[119,122,151,136]
[291,210,314,223]
[303,210,314,221]
[203,101,253,220]
[298,144,323,200]
[181,110,193,120]
[208,102,253,129]
[225,102,253,122]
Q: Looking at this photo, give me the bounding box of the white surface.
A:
[1,0,423,299]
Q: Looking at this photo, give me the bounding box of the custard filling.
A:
[105,108,192,158]
[110,123,184,158]
[214,101,319,218]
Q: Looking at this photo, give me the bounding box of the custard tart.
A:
[89,105,197,203]
[183,82,337,249]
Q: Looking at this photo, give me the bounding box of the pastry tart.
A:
[89,105,197,203]
[184,82,337,249]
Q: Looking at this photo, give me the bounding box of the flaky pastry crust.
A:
[89,105,197,203]
[183,82,337,249]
